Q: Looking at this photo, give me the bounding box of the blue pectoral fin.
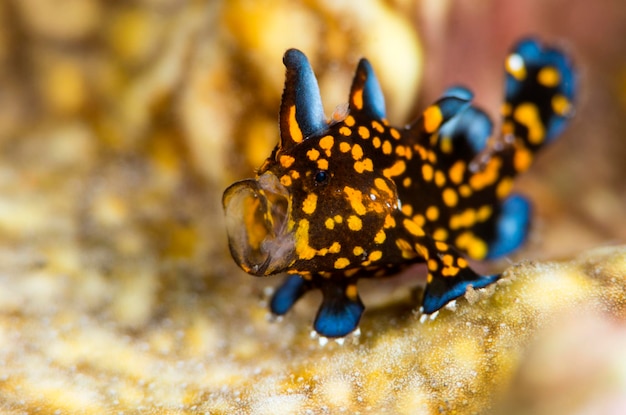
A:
[486,194,532,260]
[422,271,500,314]
[314,282,364,338]
[270,274,313,316]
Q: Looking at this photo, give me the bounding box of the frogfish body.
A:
[223,39,576,338]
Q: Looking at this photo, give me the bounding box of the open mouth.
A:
[222,173,295,276]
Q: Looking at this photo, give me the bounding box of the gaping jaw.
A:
[223,173,295,276]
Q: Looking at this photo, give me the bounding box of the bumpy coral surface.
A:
[0,1,624,414]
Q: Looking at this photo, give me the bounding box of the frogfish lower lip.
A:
[222,173,295,276]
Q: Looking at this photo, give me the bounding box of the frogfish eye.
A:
[314,170,329,185]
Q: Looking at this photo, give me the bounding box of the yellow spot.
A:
[390,128,401,140]
[346,284,358,300]
[514,103,545,145]
[280,155,295,168]
[433,228,448,241]
[334,215,343,223]
[374,229,386,244]
[339,126,352,137]
[422,164,434,182]
[317,159,329,170]
[374,178,394,197]
[442,254,454,266]
[415,244,428,258]
[372,120,384,133]
[506,53,526,80]
[288,105,303,143]
[358,126,370,139]
[295,219,316,260]
[319,135,335,153]
[403,177,412,188]
[403,218,425,236]
[435,170,446,187]
[396,238,412,252]
[372,136,381,148]
[469,157,502,191]
[455,232,488,260]
[426,206,439,221]
[368,251,383,262]
[449,161,466,184]
[538,66,560,87]
[335,257,350,269]
[442,188,458,207]
[354,158,373,173]
[476,205,492,222]
[352,88,364,110]
[440,138,453,154]
[501,102,512,117]
[280,175,292,186]
[450,208,476,230]
[414,145,427,160]
[325,217,335,230]
[412,214,425,227]
[347,215,363,231]
[423,105,443,133]
[552,94,572,116]
[329,242,341,253]
[307,148,320,161]
[514,147,533,172]
[352,144,364,160]
[383,160,406,178]
[339,142,351,153]
[290,170,300,179]
[496,177,514,199]
[442,266,460,277]
[344,186,367,215]
[457,257,468,268]
[353,246,364,256]
[302,193,317,215]
[382,140,392,155]
[384,214,396,229]
[401,204,413,217]
[435,241,449,252]
[459,185,472,197]
[344,115,355,127]
[428,259,438,271]
[427,151,437,164]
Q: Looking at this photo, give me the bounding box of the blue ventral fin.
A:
[270,274,313,316]
[279,49,327,150]
[423,268,500,314]
[348,58,387,119]
[314,281,364,338]
[421,239,500,314]
[503,38,577,149]
[485,194,532,259]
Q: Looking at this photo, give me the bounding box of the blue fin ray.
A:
[348,58,387,119]
[270,274,313,316]
[485,194,532,259]
[279,49,327,149]
[314,281,364,338]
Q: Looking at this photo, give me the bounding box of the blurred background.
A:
[0,0,624,413]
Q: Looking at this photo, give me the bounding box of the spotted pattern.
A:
[223,38,577,338]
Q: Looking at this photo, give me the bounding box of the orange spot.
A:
[422,105,443,133]
[372,120,385,133]
[382,140,392,155]
[302,193,318,214]
[339,142,351,153]
[403,218,425,236]
[280,155,295,168]
[352,88,364,110]
[344,115,356,127]
[335,257,350,269]
[449,161,466,184]
[422,164,434,182]
[538,66,560,87]
[383,160,406,178]
[352,144,364,160]
[514,147,533,172]
[442,188,458,207]
[358,126,370,139]
[307,148,320,161]
[288,105,303,143]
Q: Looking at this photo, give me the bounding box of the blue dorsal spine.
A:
[349,58,387,119]
[280,49,327,148]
